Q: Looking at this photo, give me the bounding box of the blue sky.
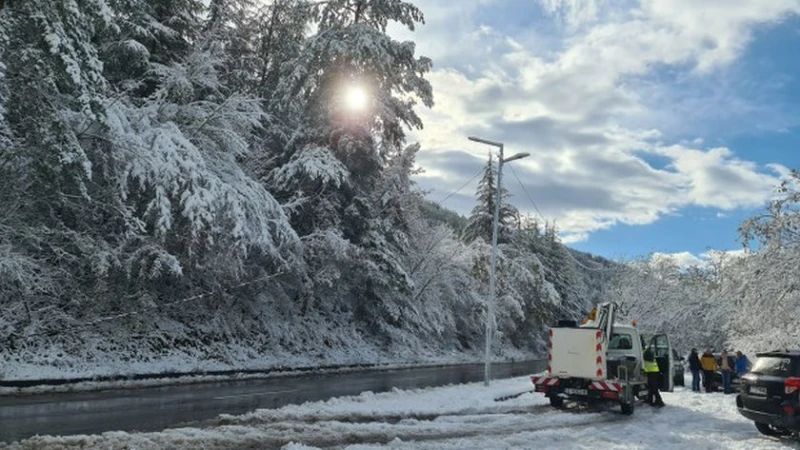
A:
[393,0,800,266]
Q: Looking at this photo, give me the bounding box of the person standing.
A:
[688,348,702,392]
[700,348,718,393]
[643,348,665,407]
[735,351,750,378]
[720,349,733,394]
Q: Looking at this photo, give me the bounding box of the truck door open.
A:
[649,334,674,392]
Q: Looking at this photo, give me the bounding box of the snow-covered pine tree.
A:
[541,221,584,319]
[289,0,432,152]
[253,0,314,104]
[0,12,9,153]
[463,153,519,244]
[4,0,109,201]
[0,0,128,349]
[0,0,300,354]
[95,0,300,293]
[257,0,434,337]
[0,5,53,342]
[203,0,265,95]
[375,142,423,240]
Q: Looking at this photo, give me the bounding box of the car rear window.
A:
[751,356,797,376]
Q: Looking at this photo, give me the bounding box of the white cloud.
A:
[652,146,787,209]
[649,249,749,269]
[701,248,749,264]
[405,0,797,242]
[538,0,611,28]
[650,251,706,269]
[560,232,590,244]
[640,0,800,72]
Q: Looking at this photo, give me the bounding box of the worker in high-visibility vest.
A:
[643,348,665,407]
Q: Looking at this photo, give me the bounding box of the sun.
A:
[344,85,369,112]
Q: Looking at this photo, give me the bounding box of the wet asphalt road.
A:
[0,360,545,443]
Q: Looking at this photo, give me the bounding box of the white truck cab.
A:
[532,303,674,415]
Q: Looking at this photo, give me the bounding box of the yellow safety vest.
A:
[644,360,659,373]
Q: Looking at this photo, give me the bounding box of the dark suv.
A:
[736,350,800,437]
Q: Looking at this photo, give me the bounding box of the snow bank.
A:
[8,377,798,449]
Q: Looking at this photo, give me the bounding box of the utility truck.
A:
[531,302,674,415]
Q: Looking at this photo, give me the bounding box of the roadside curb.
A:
[0,362,380,388]
[0,359,546,390]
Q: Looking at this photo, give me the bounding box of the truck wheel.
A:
[549,395,564,408]
[621,402,634,415]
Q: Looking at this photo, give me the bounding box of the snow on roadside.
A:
[7,377,800,449]
[0,363,463,397]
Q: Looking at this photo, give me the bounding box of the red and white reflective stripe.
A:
[531,376,561,386]
[547,328,554,375]
[589,381,622,392]
[595,330,604,378]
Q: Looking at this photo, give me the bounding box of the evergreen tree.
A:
[0,14,9,152]
[463,153,519,243]
[543,222,580,315]
[260,0,432,239]
[0,0,298,342]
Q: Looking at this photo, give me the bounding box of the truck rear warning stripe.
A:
[589,381,622,392]
[531,376,561,386]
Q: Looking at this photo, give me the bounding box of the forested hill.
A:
[0,0,617,380]
[2,0,798,381]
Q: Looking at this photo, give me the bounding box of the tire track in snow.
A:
[226,405,629,449]
[218,404,555,427]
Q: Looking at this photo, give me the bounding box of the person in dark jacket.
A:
[688,348,702,392]
[643,348,665,407]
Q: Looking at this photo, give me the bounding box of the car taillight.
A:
[784,377,800,395]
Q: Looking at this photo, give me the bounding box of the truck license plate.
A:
[564,388,588,396]
[749,386,766,396]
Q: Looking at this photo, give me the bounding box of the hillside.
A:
[0,0,617,381]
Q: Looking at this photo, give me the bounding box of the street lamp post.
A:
[468,136,529,386]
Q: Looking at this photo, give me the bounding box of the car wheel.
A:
[620,401,634,415]
[549,395,564,408]
[755,422,791,436]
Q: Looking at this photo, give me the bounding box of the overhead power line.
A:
[436,167,484,205]
[14,270,286,341]
[507,164,608,272]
